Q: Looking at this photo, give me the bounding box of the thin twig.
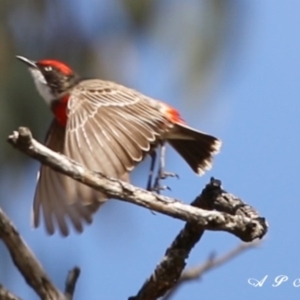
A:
[65,267,81,300]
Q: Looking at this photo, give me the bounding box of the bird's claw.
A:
[159,171,179,180]
[149,183,171,194]
[150,171,178,194]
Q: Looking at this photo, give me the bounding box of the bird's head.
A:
[16,55,79,104]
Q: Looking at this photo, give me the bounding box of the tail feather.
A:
[167,123,221,175]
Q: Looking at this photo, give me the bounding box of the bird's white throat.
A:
[29,68,53,105]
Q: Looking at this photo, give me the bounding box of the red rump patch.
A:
[51,95,69,127]
[38,60,73,75]
[165,106,185,124]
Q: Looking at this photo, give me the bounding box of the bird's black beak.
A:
[16,55,38,69]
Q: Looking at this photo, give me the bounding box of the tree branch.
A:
[0,207,64,300]
[64,267,80,300]
[0,205,81,300]
[7,127,268,242]
[128,180,263,300]
[7,127,268,299]
[162,241,260,300]
[0,284,21,300]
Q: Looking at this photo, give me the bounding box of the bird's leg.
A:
[151,142,179,193]
[158,142,179,179]
[146,150,157,191]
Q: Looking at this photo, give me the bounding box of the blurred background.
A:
[1,0,299,299]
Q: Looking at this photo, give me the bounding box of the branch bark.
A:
[0,203,81,299]
[6,127,268,299]
[0,284,21,300]
[162,241,260,300]
[64,267,80,300]
[8,127,268,242]
[0,207,64,300]
[128,180,263,300]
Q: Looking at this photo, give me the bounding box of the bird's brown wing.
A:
[65,79,174,202]
[33,119,101,236]
[34,80,173,235]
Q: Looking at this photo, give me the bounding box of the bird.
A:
[16,55,221,236]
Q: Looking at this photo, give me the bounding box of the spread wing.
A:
[34,80,173,236]
[33,120,101,236]
[65,79,174,191]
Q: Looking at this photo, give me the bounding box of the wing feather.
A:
[90,116,130,174]
[34,79,174,235]
[33,120,104,235]
[45,167,69,235]
[65,80,174,175]
[90,115,133,171]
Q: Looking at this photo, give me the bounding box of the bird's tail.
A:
[167,122,221,175]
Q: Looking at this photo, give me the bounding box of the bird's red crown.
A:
[37,59,73,76]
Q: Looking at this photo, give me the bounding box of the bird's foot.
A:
[146,143,179,193]
[158,171,179,180]
[148,170,179,194]
[149,183,171,194]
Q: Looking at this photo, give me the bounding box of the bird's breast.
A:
[51,95,69,127]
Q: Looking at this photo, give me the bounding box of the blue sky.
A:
[1,1,300,299]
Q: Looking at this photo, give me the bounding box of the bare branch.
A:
[64,267,81,300]
[7,127,268,299]
[129,180,264,300]
[0,284,21,300]
[163,241,261,300]
[128,180,210,300]
[0,207,64,300]
[8,127,268,242]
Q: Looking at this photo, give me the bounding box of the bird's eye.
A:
[44,66,52,72]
